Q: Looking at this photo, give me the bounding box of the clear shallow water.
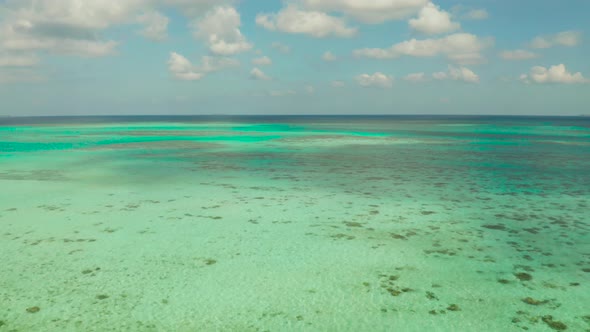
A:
[1,116,589,331]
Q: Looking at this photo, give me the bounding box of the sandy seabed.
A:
[1,117,589,331]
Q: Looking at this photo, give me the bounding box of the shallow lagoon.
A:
[1,116,589,331]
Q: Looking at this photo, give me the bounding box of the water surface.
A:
[1,116,589,331]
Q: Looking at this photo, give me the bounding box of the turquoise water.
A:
[1,116,589,331]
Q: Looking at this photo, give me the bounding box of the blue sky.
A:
[0,0,588,116]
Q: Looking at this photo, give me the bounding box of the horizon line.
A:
[2,114,589,118]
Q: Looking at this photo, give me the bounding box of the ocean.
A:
[1,116,589,331]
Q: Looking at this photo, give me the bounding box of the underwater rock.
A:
[522,297,549,306]
[344,221,363,228]
[447,304,460,311]
[390,233,407,240]
[386,288,402,297]
[541,315,567,330]
[426,291,438,300]
[26,306,40,313]
[514,272,533,281]
[482,224,507,231]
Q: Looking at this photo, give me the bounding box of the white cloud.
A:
[168,52,203,80]
[252,56,272,66]
[193,6,252,55]
[0,47,43,83]
[163,0,235,17]
[200,56,239,72]
[305,85,315,94]
[167,52,238,81]
[331,80,345,87]
[322,51,337,61]
[432,71,446,80]
[404,72,429,82]
[0,0,246,75]
[354,33,492,65]
[0,67,45,83]
[433,65,479,83]
[530,31,582,49]
[0,0,238,60]
[448,65,479,83]
[520,64,588,84]
[465,9,488,20]
[137,11,169,41]
[269,89,296,96]
[409,2,460,35]
[250,67,271,80]
[3,0,145,30]
[0,0,177,58]
[499,49,539,60]
[271,42,291,53]
[36,40,119,57]
[0,53,39,67]
[356,72,393,88]
[302,0,429,24]
[451,6,488,20]
[256,5,357,38]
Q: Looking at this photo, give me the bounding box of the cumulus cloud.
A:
[433,65,479,83]
[0,23,119,57]
[451,6,488,20]
[302,0,429,24]
[354,33,492,65]
[0,67,45,83]
[322,51,337,61]
[200,56,240,72]
[520,64,588,84]
[0,0,241,59]
[0,51,42,83]
[499,49,539,60]
[271,42,291,53]
[331,80,345,87]
[0,53,39,67]
[163,0,235,17]
[0,0,145,57]
[168,52,239,81]
[0,0,244,84]
[168,52,203,80]
[193,6,252,55]
[256,5,357,38]
[404,72,429,82]
[465,9,488,20]
[269,89,296,96]
[250,67,271,80]
[409,2,460,35]
[530,31,582,49]
[252,56,272,66]
[356,72,393,88]
[137,11,169,41]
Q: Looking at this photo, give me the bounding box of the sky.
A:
[0,0,589,116]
